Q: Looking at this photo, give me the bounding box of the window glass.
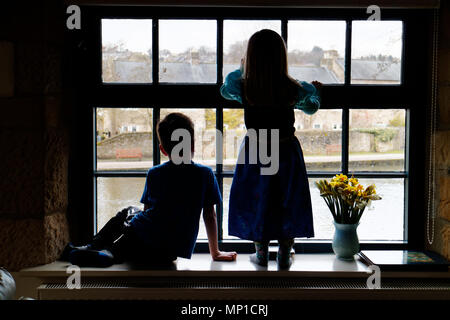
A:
[159,20,216,83]
[288,20,346,83]
[96,108,153,171]
[223,177,239,239]
[96,177,146,232]
[222,109,343,172]
[102,19,152,83]
[222,108,245,172]
[309,178,404,240]
[349,109,406,171]
[95,15,409,247]
[351,21,403,84]
[197,206,219,240]
[295,109,342,172]
[223,176,405,241]
[223,20,281,78]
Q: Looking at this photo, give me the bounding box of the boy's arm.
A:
[203,205,237,261]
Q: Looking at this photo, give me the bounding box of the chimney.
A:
[321,50,344,82]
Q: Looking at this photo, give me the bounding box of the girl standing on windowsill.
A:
[220,29,322,269]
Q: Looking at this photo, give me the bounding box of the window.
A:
[351,21,403,84]
[287,20,346,84]
[300,109,342,172]
[159,20,217,83]
[332,124,342,130]
[83,6,430,252]
[102,19,152,83]
[223,20,281,76]
[96,108,153,172]
[349,109,406,172]
[97,177,146,231]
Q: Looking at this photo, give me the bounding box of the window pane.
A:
[288,20,346,84]
[96,177,145,232]
[197,206,218,240]
[223,109,342,172]
[223,108,245,172]
[349,109,405,171]
[223,20,281,78]
[223,177,239,239]
[102,19,152,83]
[96,177,213,239]
[309,178,404,240]
[96,108,153,171]
[351,21,403,84]
[159,108,216,169]
[159,20,216,83]
[357,178,404,240]
[296,109,342,172]
[224,176,404,241]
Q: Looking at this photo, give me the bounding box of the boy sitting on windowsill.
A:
[62,113,237,267]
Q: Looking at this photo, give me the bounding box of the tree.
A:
[224,40,248,64]
[198,46,215,63]
[389,112,405,127]
[205,109,216,129]
[223,109,244,129]
[310,46,324,66]
[287,46,324,66]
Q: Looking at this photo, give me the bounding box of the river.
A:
[97,175,404,241]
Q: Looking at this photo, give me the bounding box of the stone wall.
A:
[296,129,404,154]
[97,128,404,160]
[97,132,153,159]
[426,2,450,261]
[0,1,70,271]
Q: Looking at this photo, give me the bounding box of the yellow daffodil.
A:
[315,175,381,224]
[332,174,348,183]
[349,176,359,186]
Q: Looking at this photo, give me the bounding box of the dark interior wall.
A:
[426,0,450,260]
[0,1,70,271]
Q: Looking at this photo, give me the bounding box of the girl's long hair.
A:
[243,29,302,106]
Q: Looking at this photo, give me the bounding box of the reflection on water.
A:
[96,177,146,231]
[222,177,404,241]
[97,174,404,241]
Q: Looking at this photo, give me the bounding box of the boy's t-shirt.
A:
[128,161,222,259]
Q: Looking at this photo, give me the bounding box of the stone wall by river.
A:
[97,128,405,160]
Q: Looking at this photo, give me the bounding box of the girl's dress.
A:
[220,69,320,241]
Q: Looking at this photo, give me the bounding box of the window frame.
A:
[69,5,432,252]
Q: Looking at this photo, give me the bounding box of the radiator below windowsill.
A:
[37,278,450,300]
[17,253,450,300]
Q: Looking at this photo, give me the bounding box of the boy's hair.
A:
[157,113,195,156]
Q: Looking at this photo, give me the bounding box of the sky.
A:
[102,19,402,59]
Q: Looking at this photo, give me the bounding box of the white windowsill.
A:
[18,253,450,279]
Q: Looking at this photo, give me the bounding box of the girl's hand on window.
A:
[212,250,237,261]
[311,80,323,90]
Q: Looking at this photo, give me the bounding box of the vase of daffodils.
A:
[315,174,381,260]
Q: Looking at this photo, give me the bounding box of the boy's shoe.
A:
[69,249,114,268]
[60,243,92,261]
[249,253,268,267]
